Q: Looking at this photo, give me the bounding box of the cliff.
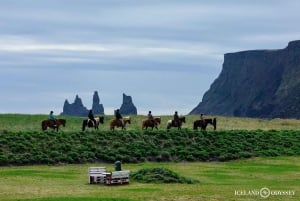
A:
[190,40,300,118]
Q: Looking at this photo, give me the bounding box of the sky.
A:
[1,0,300,115]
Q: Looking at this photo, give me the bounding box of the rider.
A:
[200,113,205,123]
[173,111,179,126]
[115,109,125,128]
[147,111,155,125]
[88,110,96,126]
[49,111,57,126]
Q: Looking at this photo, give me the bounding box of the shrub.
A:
[131,167,199,184]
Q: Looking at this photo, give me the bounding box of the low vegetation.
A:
[131,167,199,184]
[0,129,299,165]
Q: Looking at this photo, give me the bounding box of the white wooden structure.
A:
[88,167,130,185]
[106,170,130,185]
[88,167,107,184]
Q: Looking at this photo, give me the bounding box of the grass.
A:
[2,114,300,132]
[0,157,299,201]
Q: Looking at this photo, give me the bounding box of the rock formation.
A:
[61,91,104,117]
[61,95,89,117]
[92,91,104,115]
[119,93,137,115]
[190,40,300,118]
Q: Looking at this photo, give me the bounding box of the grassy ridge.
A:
[1,114,300,165]
[2,114,300,132]
[0,129,299,165]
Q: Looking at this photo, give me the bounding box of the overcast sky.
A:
[1,0,300,115]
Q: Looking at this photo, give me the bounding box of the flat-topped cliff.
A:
[190,40,300,118]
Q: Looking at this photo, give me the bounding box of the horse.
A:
[167,116,186,130]
[82,116,104,131]
[110,116,131,130]
[41,119,66,131]
[142,117,161,130]
[193,118,217,130]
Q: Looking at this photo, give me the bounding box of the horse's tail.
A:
[82,120,86,131]
[110,119,115,131]
[213,118,217,130]
[142,120,146,129]
[166,120,172,130]
[41,121,47,131]
[193,121,197,130]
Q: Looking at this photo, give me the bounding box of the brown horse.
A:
[110,116,131,130]
[41,119,66,131]
[82,116,104,131]
[167,116,185,130]
[193,118,216,130]
[142,117,161,130]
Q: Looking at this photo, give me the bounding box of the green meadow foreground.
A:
[0,157,299,201]
[0,114,300,200]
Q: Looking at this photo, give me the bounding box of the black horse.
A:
[167,116,186,130]
[82,116,104,131]
[193,118,216,130]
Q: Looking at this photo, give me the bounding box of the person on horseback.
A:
[115,109,125,128]
[147,111,155,126]
[88,110,96,127]
[173,111,179,126]
[49,111,57,127]
[200,113,205,121]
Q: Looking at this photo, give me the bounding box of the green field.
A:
[0,157,299,201]
[0,114,299,200]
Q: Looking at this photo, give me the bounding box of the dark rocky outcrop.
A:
[119,93,137,115]
[61,91,104,117]
[190,40,300,118]
[61,95,89,117]
[92,91,104,115]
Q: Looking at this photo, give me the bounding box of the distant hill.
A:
[190,40,300,118]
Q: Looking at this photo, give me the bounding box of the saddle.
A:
[50,120,57,127]
[87,119,95,126]
[172,120,179,127]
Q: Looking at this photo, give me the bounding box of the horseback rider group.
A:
[47,109,211,131]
